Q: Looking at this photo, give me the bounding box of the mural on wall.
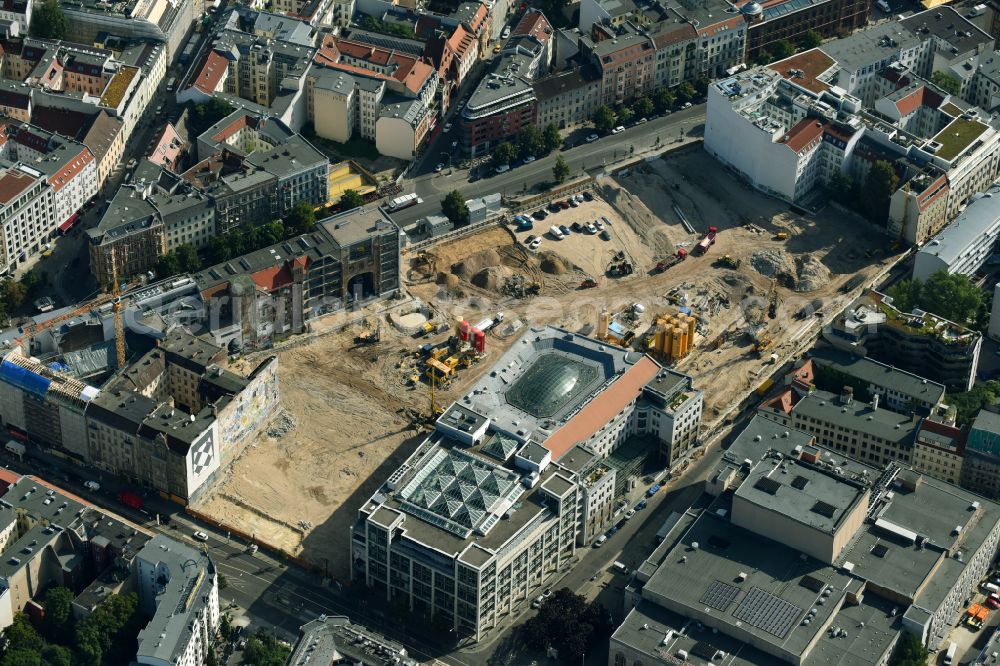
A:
[218,359,279,457]
[191,430,217,478]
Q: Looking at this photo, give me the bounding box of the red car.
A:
[988,595,1000,609]
[559,200,570,209]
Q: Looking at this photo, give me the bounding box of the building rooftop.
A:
[899,6,991,55]
[808,346,946,407]
[318,205,399,247]
[916,183,1000,266]
[818,22,922,76]
[789,389,920,448]
[931,115,990,161]
[289,616,414,666]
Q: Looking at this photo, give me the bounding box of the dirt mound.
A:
[794,256,831,293]
[749,249,797,279]
[539,253,567,275]
[471,265,511,290]
[452,249,501,280]
[437,272,460,289]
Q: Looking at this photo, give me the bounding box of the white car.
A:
[585,133,599,142]
[586,223,597,234]
[83,481,100,491]
[529,238,542,251]
[624,509,636,520]
[682,102,692,109]
[443,122,453,132]
[612,125,625,134]
[524,155,536,163]
[435,163,444,172]
[496,164,510,174]
[595,219,605,231]
[193,531,209,542]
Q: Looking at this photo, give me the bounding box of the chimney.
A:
[841,386,853,405]
[871,393,879,411]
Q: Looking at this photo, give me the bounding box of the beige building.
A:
[311,71,356,143]
[912,420,965,485]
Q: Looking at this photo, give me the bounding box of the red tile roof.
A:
[761,388,797,414]
[918,419,967,454]
[893,85,944,117]
[780,118,824,154]
[49,148,94,193]
[769,48,835,94]
[0,168,35,204]
[544,356,661,460]
[513,10,552,43]
[251,263,294,292]
[192,50,229,95]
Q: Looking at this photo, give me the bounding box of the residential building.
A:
[532,65,602,129]
[0,162,54,273]
[963,409,1000,499]
[743,0,869,62]
[58,0,197,63]
[83,328,279,502]
[634,368,703,465]
[913,183,1000,281]
[460,53,537,156]
[193,206,401,351]
[803,346,946,415]
[0,0,30,34]
[759,386,920,467]
[580,24,656,107]
[611,414,1000,664]
[134,535,219,666]
[824,290,982,391]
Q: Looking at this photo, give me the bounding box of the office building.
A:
[962,409,1000,499]
[913,183,1000,281]
[912,419,966,486]
[57,0,196,63]
[288,616,416,666]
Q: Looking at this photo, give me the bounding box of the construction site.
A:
[193,147,895,577]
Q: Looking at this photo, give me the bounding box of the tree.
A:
[518,125,544,159]
[2,613,44,654]
[889,633,929,666]
[542,123,562,154]
[828,171,855,206]
[188,99,235,136]
[175,244,201,273]
[885,278,921,314]
[441,190,470,226]
[860,160,899,225]
[30,0,68,40]
[39,646,72,666]
[592,105,617,134]
[634,96,654,118]
[771,39,796,60]
[494,141,517,166]
[950,382,1000,426]
[675,83,697,105]
[653,87,675,113]
[339,189,364,211]
[552,156,570,184]
[42,588,75,643]
[286,202,316,235]
[616,105,634,125]
[522,589,612,664]
[218,574,229,591]
[931,70,962,96]
[242,631,291,666]
[918,270,984,325]
[155,252,181,280]
[693,76,711,98]
[800,29,823,49]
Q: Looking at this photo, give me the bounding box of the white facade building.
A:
[913,184,1000,281]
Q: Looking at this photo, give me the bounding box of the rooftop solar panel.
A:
[700,580,740,611]
[733,587,803,639]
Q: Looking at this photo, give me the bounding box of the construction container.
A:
[459,320,470,341]
[473,328,486,353]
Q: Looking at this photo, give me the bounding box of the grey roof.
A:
[809,346,946,406]
[465,53,535,113]
[319,206,399,247]
[289,616,413,666]
[791,389,920,447]
[532,65,601,101]
[819,22,923,74]
[915,184,1000,269]
[135,534,216,665]
[251,10,315,46]
[900,7,992,55]
[452,326,641,444]
[972,409,1000,436]
[379,97,425,127]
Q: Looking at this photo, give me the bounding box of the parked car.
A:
[624,509,636,520]
[524,155,536,163]
[533,209,548,220]
[83,480,100,491]
[600,229,612,241]
[569,198,579,207]
[549,225,564,239]
[496,164,510,174]
[595,219,605,231]
[529,238,542,250]
[443,122,453,132]
[586,133,599,142]
[593,535,608,548]
[612,125,625,134]
[435,163,444,172]
[682,101,692,109]
[571,222,584,233]
[636,499,647,510]
[582,191,594,201]
[606,526,619,537]
[193,531,209,542]
[559,224,572,236]
[524,235,537,245]
[559,200,570,209]
[585,223,597,234]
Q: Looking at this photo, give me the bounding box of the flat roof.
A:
[932,115,990,161]
[809,346,946,406]
[791,389,919,446]
[318,206,399,247]
[916,183,1000,267]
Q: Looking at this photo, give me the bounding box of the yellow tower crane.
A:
[113,276,126,369]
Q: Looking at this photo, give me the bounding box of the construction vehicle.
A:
[655,249,688,273]
[580,277,598,289]
[774,231,789,240]
[716,254,741,269]
[355,324,381,344]
[606,251,634,277]
[694,226,718,255]
[767,278,779,319]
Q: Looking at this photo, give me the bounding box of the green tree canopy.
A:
[800,29,823,49]
[522,589,612,664]
[653,87,675,113]
[542,123,562,154]
[42,587,75,643]
[889,633,929,666]
[339,189,364,211]
[30,0,68,40]
[771,39,795,60]
[918,270,984,325]
[860,160,899,224]
[592,105,616,134]
[188,98,236,136]
[950,382,1000,426]
[931,70,962,96]
[616,105,634,125]
[441,190,470,226]
[552,156,570,184]
[634,96,654,118]
[242,631,291,666]
[885,277,922,314]
[286,202,316,235]
[675,82,697,104]
[494,142,517,166]
[518,124,544,159]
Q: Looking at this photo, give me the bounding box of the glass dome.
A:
[506,354,598,418]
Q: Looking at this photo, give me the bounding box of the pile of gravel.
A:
[794,256,830,293]
[267,410,296,438]
[749,249,796,279]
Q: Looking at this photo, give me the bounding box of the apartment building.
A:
[532,65,602,129]
[743,0,869,61]
[0,0,30,33]
[962,409,1000,499]
[460,53,537,156]
[824,290,982,391]
[912,419,965,485]
[580,25,657,106]
[0,163,54,274]
[614,414,1000,662]
[913,183,1000,281]
[0,123,97,233]
[193,206,401,351]
[59,0,197,63]
[83,329,279,502]
[634,368,704,465]
[134,535,219,666]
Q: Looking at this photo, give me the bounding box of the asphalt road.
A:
[392,104,707,229]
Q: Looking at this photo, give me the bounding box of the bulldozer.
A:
[774,231,789,240]
[717,254,741,269]
[355,324,381,345]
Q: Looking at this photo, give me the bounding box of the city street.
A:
[392,104,707,229]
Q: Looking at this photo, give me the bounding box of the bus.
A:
[386,193,422,212]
